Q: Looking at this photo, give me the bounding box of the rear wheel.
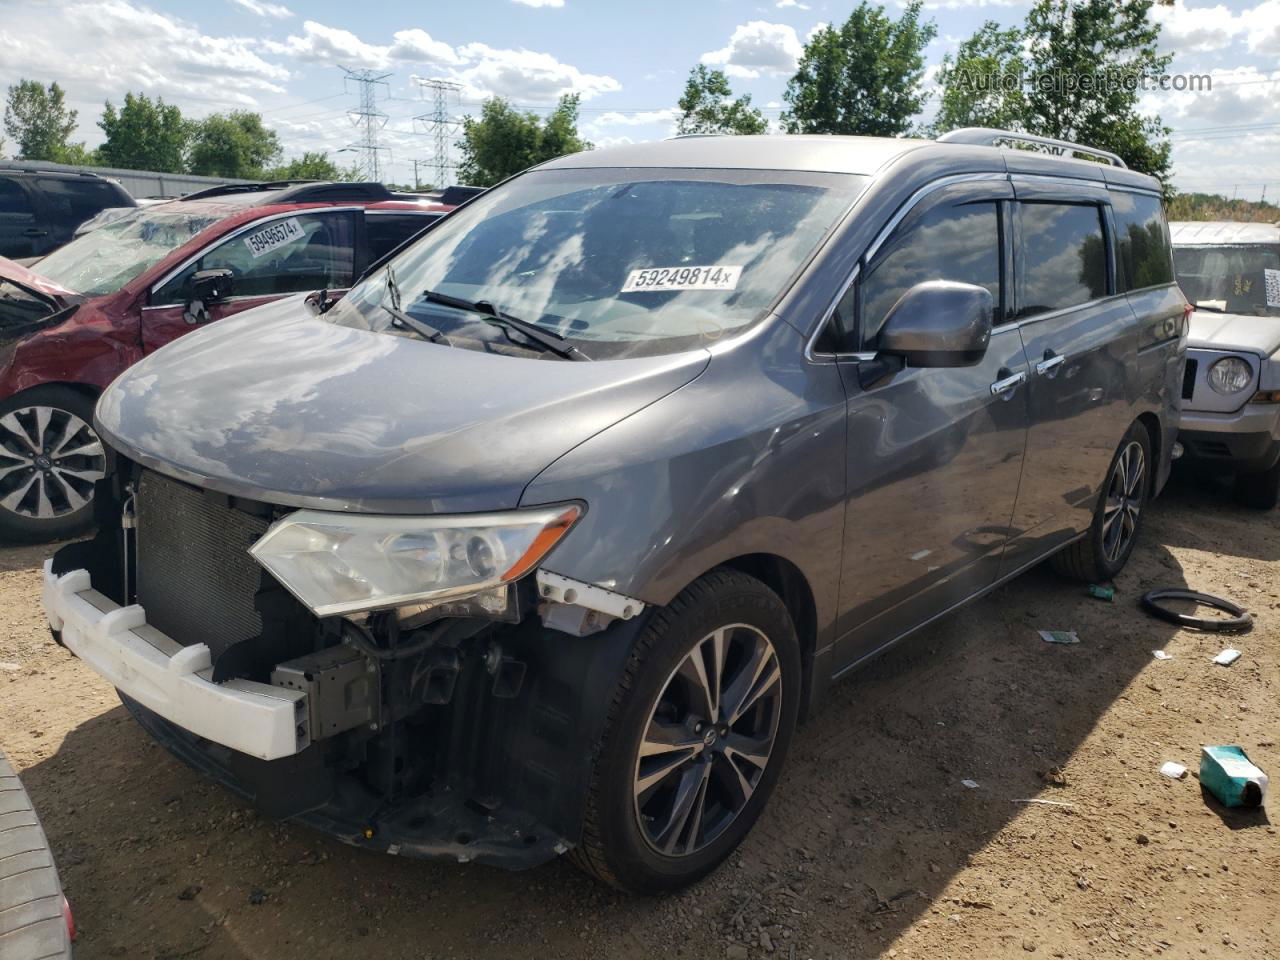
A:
[1051,422,1151,582]
[0,386,106,543]
[1232,459,1280,510]
[571,570,801,893]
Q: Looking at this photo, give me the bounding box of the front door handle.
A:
[22,228,48,237]
[990,369,1027,399]
[1036,351,1067,377]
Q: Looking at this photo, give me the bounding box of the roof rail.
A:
[937,127,1126,168]
[179,180,396,203]
[0,164,110,180]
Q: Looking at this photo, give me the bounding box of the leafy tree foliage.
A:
[676,65,768,136]
[97,92,190,172]
[264,151,360,182]
[457,95,591,187]
[3,80,83,162]
[782,1,936,136]
[932,22,1026,134]
[188,111,282,178]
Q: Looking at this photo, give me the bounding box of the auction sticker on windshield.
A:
[622,265,742,293]
[244,218,305,259]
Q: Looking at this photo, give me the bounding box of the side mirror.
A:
[878,280,993,368]
[191,268,234,305]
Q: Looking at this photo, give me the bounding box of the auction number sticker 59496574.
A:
[622,265,742,293]
[243,217,305,259]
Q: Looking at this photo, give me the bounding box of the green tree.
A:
[457,95,591,188]
[676,65,768,135]
[188,111,282,178]
[932,22,1027,134]
[782,1,936,136]
[263,151,360,181]
[1022,0,1171,179]
[3,80,82,162]
[97,92,191,172]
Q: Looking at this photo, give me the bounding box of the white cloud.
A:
[1240,0,1280,53]
[805,22,829,42]
[229,0,292,18]
[512,0,565,6]
[593,108,678,126]
[453,42,620,101]
[1152,3,1245,52]
[388,28,463,67]
[776,0,810,9]
[270,20,391,68]
[897,0,1024,8]
[701,21,803,80]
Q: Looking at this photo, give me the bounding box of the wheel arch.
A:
[1135,410,1162,492]
[1,380,102,409]
[719,553,820,720]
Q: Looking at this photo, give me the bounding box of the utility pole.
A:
[411,158,426,191]
[341,66,392,181]
[413,78,463,188]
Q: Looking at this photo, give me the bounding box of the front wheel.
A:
[0,386,106,543]
[571,570,801,893]
[1051,422,1152,582]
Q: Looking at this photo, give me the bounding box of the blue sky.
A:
[1,0,1277,197]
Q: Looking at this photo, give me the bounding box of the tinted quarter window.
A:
[1018,202,1107,317]
[0,178,35,217]
[37,178,128,230]
[859,201,1001,347]
[1112,192,1173,291]
[366,213,437,262]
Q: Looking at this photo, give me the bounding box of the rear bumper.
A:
[1178,404,1280,473]
[41,561,309,761]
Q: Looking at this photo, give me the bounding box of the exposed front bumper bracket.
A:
[41,561,309,761]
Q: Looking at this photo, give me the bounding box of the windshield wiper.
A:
[1192,303,1225,313]
[381,265,445,342]
[420,289,591,361]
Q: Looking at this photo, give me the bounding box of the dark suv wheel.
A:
[0,386,106,543]
[571,570,801,893]
[1051,421,1151,582]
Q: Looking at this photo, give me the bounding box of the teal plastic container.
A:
[1200,746,1268,808]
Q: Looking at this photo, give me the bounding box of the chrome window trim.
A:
[364,209,442,218]
[806,172,1009,363]
[148,206,364,298]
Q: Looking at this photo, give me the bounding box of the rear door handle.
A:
[990,370,1027,398]
[22,228,47,237]
[1036,351,1067,377]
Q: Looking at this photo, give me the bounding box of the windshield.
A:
[1174,244,1280,317]
[328,166,866,359]
[35,206,220,296]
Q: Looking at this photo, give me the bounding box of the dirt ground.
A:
[2,470,1276,960]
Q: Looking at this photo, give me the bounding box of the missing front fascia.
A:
[535,570,646,637]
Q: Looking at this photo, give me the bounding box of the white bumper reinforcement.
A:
[42,561,309,761]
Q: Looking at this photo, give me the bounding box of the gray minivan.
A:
[43,130,1186,893]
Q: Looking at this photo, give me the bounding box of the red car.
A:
[0,180,468,542]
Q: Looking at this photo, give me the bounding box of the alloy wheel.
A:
[633,624,782,857]
[0,405,106,520]
[1102,439,1145,563]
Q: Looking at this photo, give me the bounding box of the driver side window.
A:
[858,202,1003,350]
[151,211,355,306]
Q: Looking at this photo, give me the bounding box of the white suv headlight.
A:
[249,505,581,617]
[1208,356,1253,395]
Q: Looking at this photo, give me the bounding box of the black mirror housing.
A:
[191,268,234,305]
[877,280,993,368]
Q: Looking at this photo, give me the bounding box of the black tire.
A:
[570,569,801,893]
[1051,421,1152,582]
[0,385,105,544]
[1233,459,1280,510]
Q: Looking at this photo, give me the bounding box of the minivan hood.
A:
[96,297,710,513]
[1187,310,1280,358]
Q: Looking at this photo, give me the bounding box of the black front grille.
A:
[136,471,270,660]
[1182,358,1198,401]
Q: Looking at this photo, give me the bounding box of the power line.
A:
[341,66,392,181]
[413,78,464,188]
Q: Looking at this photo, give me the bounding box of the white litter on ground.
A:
[960,779,980,789]
[1159,762,1187,780]
[1212,649,1242,666]
[1152,650,1173,660]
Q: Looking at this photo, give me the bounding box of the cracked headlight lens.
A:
[249,504,580,617]
[1208,356,1253,395]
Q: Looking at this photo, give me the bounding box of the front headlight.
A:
[249,504,581,617]
[1208,356,1253,395]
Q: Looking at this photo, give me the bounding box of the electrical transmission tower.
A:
[342,67,392,181]
[413,78,464,188]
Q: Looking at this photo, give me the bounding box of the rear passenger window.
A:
[1112,192,1173,291]
[859,202,1002,347]
[37,178,126,227]
[1018,203,1107,317]
[0,178,34,217]
[366,213,436,262]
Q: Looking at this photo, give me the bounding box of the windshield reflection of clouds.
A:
[332,168,864,356]
[1174,246,1280,317]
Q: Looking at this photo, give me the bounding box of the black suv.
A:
[0,168,135,260]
